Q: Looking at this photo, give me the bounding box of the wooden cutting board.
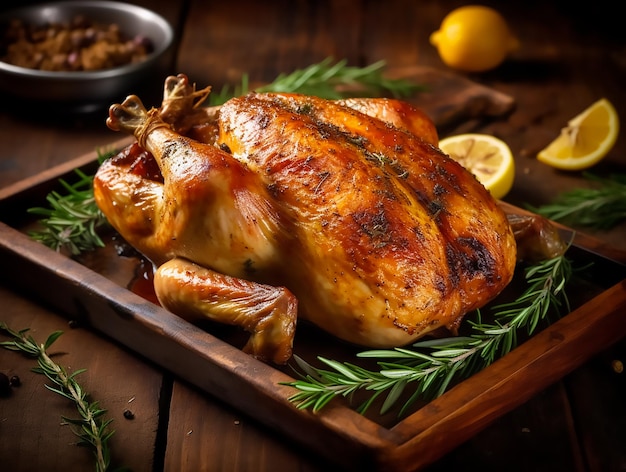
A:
[386,65,516,128]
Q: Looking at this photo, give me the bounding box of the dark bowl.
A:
[0,1,174,113]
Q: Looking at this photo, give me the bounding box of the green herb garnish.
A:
[209,57,424,105]
[0,323,118,472]
[528,172,626,230]
[284,253,573,416]
[27,150,114,255]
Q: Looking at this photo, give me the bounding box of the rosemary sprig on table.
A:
[0,323,116,472]
[209,57,424,105]
[285,253,573,416]
[28,151,113,255]
[529,172,626,230]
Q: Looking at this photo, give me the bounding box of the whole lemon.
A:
[430,5,519,72]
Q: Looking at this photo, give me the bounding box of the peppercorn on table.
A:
[1,1,625,471]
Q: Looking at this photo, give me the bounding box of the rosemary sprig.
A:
[528,172,626,229]
[208,73,250,106]
[28,151,114,255]
[285,254,573,416]
[0,322,116,472]
[209,57,424,105]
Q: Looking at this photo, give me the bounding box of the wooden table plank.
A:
[1,0,625,470]
[425,383,585,472]
[164,380,332,472]
[176,0,366,88]
[566,341,626,472]
[0,286,163,472]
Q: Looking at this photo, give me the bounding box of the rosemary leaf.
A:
[283,253,574,416]
[44,330,64,349]
[319,358,364,382]
[0,323,116,472]
[529,172,626,229]
[381,379,407,413]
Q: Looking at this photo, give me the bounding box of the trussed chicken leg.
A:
[155,258,296,363]
[99,94,297,364]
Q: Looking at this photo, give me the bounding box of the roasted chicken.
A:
[94,74,518,364]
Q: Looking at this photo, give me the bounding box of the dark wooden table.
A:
[1,1,625,471]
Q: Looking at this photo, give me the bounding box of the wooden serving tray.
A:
[1,143,626,472]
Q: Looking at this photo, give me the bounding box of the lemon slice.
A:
[439,133,515,200]
[537,98,619,171]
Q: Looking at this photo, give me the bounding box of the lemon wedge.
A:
[537,98,619,171]
[439,133,515,200]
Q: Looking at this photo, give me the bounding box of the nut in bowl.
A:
[0,1,174,113]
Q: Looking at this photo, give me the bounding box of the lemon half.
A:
[537,98,619,171]
[439,133,515,200]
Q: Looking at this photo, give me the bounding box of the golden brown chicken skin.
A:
[336,97,439,146]
[217,92,516,343]
[95,74,517,364]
